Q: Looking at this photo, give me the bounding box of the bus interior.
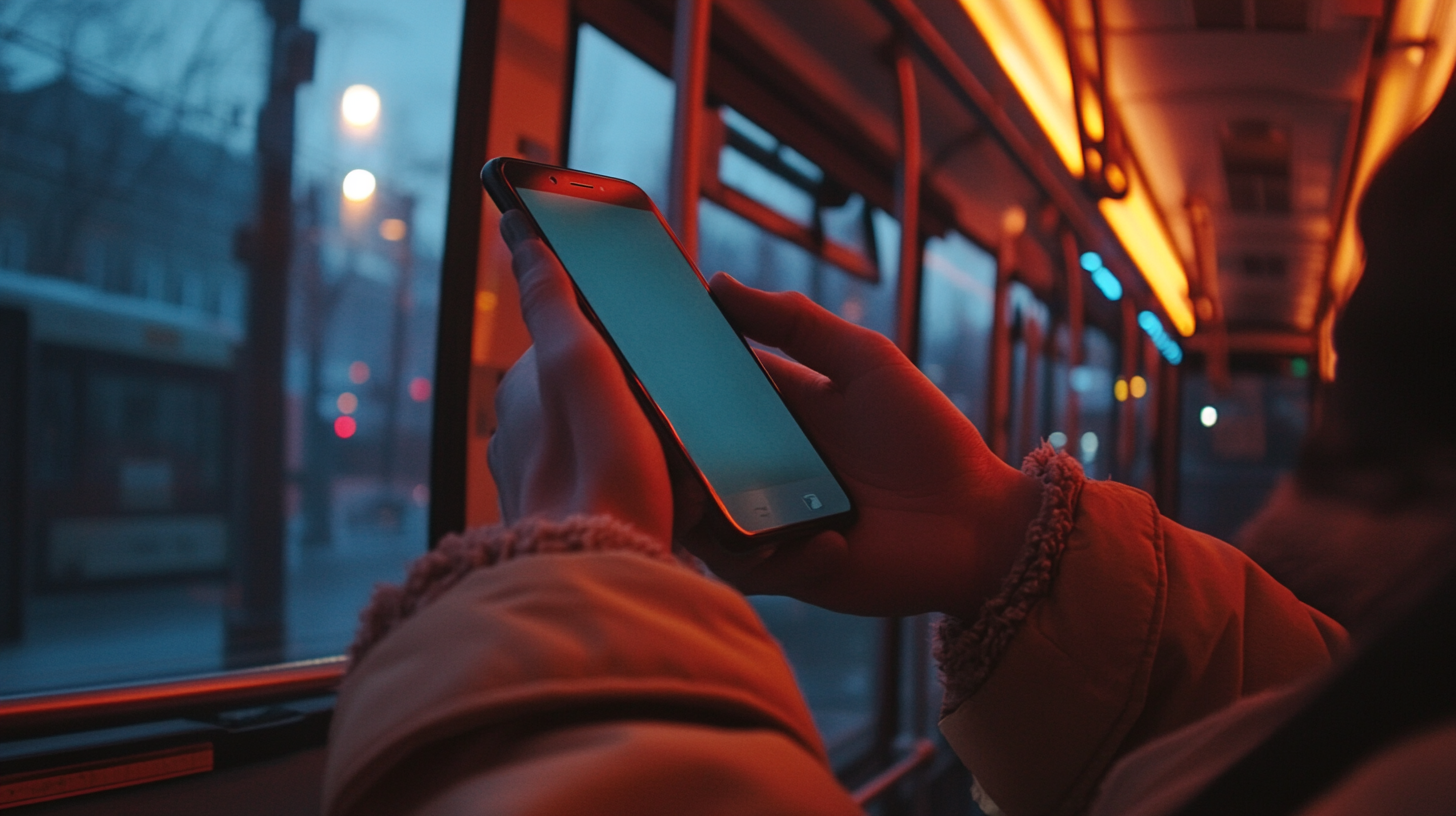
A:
[1,0,1453,812]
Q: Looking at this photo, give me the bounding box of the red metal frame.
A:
[0,658,344,737]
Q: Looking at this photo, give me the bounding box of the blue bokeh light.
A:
[1090,266,1123,301]
[1137,310,1184,365]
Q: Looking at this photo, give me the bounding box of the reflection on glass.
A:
[920,233,995,428]
[0,0,461,695]
[566,22,883,741]
[699,199,898,337]
[567,25,673,203]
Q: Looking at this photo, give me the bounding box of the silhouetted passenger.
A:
[1239,74,1456,635]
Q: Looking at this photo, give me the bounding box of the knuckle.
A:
[781,290,816,313]
[781,293,817,346]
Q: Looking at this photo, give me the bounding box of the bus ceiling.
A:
[580,0,1454,370]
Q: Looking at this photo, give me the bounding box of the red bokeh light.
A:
[409,376,432,402]
[348,361,370,384]
[334,415,357,439]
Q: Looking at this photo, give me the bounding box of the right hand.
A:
[691,274,1042,620]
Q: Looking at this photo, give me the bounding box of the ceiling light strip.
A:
[1327,0,1456,307]
[954,0,1195,336]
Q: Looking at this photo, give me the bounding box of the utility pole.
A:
[298,185,335,548]
[228,0,315,668]
[378,194,416,524]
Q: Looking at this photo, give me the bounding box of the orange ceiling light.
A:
[959,0,1194,335]
[1329,0,1456,310]
[957,0,1084,178]
[1098,164,1197,336]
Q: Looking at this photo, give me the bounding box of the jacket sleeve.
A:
[322,516,861,816]
[936,448,1348,816]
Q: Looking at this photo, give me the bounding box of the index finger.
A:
[499,210,599,360]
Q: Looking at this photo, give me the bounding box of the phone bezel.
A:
[481,157,855,550]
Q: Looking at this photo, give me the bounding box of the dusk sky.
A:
[0,0,465,255]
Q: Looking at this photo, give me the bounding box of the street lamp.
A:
[342,169,376,201]
[341,84,381,128]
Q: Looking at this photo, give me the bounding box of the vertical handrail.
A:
[868,42,923,779]
[668,0,711,259]
[1016,316,1043,458]
[892,41,923,359]
[230,0,314,668]
[988,220,1020,462]
[1186,196,1229,392]
[1153,358,1181,515]
[1116,299,1138,478]
[1061,230,1084,447]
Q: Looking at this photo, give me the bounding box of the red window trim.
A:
[0,657,345,737]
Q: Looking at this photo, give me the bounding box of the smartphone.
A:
[481,157,853,549]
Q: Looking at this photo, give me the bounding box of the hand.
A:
[487,210,673,546]
[694,274,1042,620]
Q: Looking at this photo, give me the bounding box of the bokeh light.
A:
[348,361,370,384]
[409,377,432,402]
[1200,406,1219,427]
[341,84,381,127]
[1129,375,1148,399]
[336,392,358,414]
[334,416,357,439]
[342,169,376,201]
[379,218,407,241]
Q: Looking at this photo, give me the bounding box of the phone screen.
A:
[516,185,850,534]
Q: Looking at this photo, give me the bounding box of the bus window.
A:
[920,232,996,429]
[0,0,463,695]
[1078,327,1117,480]
[698,199,899,338]
[1007,282,1052,464]
[566,24,674,204]
[1179,364,1310,542]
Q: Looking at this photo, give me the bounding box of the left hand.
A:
[486,210,674,546]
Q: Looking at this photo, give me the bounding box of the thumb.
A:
[709,272,904,384]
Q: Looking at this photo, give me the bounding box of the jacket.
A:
[323,451,1454,816]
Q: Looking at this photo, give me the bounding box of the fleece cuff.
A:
[934,444,1086,715]
[349,515,687,666]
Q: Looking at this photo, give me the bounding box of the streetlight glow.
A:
[342,169,376,201]
[379,218,407,241]
[341,84,381,127]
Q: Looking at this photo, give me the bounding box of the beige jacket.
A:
[323,453,1456,816]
